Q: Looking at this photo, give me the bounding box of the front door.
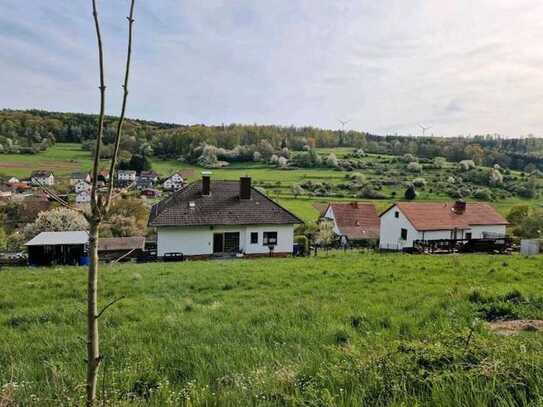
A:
[213,233,224,253]
[224,232,240,253]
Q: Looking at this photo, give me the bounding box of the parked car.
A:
[162,252,185,262]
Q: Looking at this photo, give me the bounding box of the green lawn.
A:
[2,253,543,405]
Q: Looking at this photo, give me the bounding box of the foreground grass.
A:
[2,253,543,405]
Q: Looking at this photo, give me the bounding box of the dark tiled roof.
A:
[381,202,508,231]
[327,202,380,240]
[31,170,53,177]
[148,180,302,227]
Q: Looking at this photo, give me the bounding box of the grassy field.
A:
[2,253,543,405]
[0,143,540,223]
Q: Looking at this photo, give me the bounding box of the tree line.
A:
[1,109,543,172]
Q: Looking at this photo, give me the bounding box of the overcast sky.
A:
[2,0,543,137]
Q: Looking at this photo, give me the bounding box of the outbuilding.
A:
[25,231,89,266]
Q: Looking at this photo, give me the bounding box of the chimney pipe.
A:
[240,176,251,200]
[453,200,466,214]
[202,171,211,196]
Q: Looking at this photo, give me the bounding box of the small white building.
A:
[379,201,508,251]
[70,172,91,186]
[76,190,91,204]
[74,180,91,193]
[30,170,55,186]
[162,172,185,191]
[117,170,137,182]
[7,177,19,185]
[149,174,302,258]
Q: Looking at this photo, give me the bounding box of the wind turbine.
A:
[338,119,350,131]
[337,119,350,147]
[418,123,432,137]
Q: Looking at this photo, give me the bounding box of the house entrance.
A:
[213,232,240,253]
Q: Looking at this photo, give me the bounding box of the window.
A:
[466,232,472,240]
[263,231,278,246]
[395,211,400,218]
[400,228,408,240]
[250,232,258,244]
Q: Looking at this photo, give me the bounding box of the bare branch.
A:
[96,296,126,319]
[34,179,85,214]
[90,0,107,219]
[105,0,136,212]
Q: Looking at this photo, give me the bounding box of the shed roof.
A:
[25,231,89,246]
[98,236,145,251]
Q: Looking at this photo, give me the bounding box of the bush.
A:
[404,185,417,200]
[473,188,492,201]
[294,235,310,255]
[412,177,426,188]
[406,162,423,173]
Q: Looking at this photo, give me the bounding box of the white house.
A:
[117,170,137,182]
[148,174,302,258]
[379,201,508,250]
[7,177,19,185]
[70,172,91,186]
[30,170,55,186]
[74,180,91,193]
[76,190,91,204]
[162,172,185,191]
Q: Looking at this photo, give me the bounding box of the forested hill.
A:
[1,109,543,172]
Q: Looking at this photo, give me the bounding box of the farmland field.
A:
[0,143,540,223]
[2,252,543,405]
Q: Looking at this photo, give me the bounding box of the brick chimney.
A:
[453,200,466,214]
[202,171,211,196]
[239,176,251,200]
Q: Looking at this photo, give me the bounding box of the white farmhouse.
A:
[30,170,55,186]
[162,172,185,191]
[117,170,137,183]
[148,174,302,258]
[70,172,91,186]
[379,201,508,251]
[74,180,91,193]
[76,190,91,204]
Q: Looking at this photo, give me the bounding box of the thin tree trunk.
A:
[86,219,100,406]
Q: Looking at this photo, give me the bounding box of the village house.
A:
[76,190,91,204]
[74,180,91,193]
[322,202,380,245]
[162,172,185,191]
[7,177,19,185]
[30,170,55,186]
[70,172,91,186]
[98,170,110,182]
[136,177,154,190]
[117,170,137,186]
[379,201,508,250]
[139,170,160,183]
[148,174,302,258]
[0,190,12,200]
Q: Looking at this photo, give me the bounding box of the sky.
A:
[1,0,543,137]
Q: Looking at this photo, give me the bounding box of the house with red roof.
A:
[379,201,508,250]
[322,202,380,243]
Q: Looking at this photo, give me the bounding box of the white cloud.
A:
[1,0,543,136]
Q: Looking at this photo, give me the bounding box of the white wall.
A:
[469,225,506,239]
[379,205,507,250]
[157,224,295,256]
[379,206,419,250]
[323,206,341,235]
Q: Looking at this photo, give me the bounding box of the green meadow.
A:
[2,252,543,405]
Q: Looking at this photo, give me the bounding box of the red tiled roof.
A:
[383,202,508,231]
[327,202,380,239]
